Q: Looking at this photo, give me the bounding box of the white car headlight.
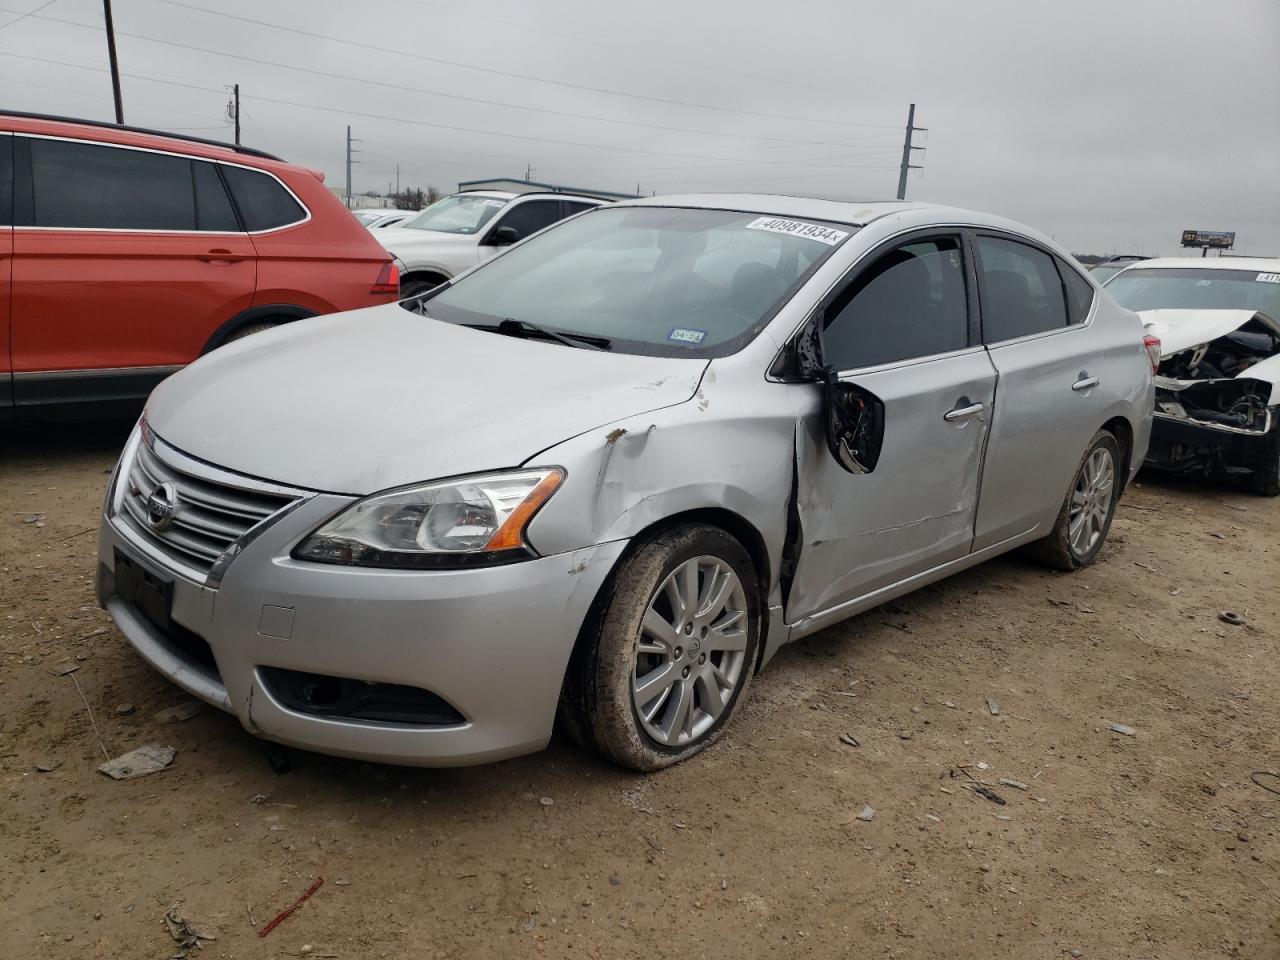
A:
[293,468,564,569]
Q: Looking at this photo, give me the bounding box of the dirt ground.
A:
[2,420,1278,960]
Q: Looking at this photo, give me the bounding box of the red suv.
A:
[0,112,398,419]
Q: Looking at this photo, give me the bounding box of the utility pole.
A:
[896,103,926,200]
[395,163,400,196]
[232,84,240,145]
[345,125,361,208]
[525,163,535,181]
[102,0,124,123]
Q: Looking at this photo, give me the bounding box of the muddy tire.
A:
[1029,429,1123,571]
[559,524,760,772]
[1250,430,1280,497]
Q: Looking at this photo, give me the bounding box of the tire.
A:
[399,276,446,299]
[1249,429,1280,496]
[560,524,761,772]
[222,321,277,343]
[1029,429,1123,571]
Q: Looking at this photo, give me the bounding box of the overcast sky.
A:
[2,0,1278,255]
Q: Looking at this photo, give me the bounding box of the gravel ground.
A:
[2,421,1278,959]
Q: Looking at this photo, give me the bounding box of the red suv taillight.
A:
[371,261,399,296]
[1143,334,1161,374]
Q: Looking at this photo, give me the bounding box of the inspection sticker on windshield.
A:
[745,217,848,246]
[476,198,506,208]
[668,327,707,345]
[1257,273,1280,283]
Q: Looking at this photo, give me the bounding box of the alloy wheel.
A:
[1068,446,1115,557]
[632,555,749,746]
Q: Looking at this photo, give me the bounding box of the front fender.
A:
[523,375,804,609]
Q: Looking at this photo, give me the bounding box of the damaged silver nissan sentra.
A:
[1105,258,1280,496]
[97,196,1154,771]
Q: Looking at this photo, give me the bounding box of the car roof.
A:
[1121,256,1280,271]
[456,190,607,204]
[0,109,280,161]
[610,194,1064,241]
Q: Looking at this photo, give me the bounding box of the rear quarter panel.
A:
[249,168,396,314]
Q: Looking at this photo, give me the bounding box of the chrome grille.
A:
[118,436,302,579]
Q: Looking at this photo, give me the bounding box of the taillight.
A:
[1143,334,1161,374]
[370,261,399,296]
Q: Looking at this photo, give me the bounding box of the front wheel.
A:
[1248,428,1280,497]
[560,524,761,772]
[1030,429,1123,571]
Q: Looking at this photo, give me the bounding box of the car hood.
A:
[1140,308,1280,357]
[375,226,475,253]
[146,306,708,495]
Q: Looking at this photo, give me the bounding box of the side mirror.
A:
[823,370,885,475]
[792,318,885,474]
[489,225,520,246]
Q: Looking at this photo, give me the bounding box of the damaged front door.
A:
[787,234,997,622]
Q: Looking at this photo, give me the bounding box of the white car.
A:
[351,208,415,230]
[1104,257,1280,494]
[375,190,606,297]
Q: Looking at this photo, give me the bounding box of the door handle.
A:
[197,249,244,263]
[943,401,985,422]
[1072,376,1100,392]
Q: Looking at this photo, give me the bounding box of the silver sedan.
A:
[97,195,1154,770]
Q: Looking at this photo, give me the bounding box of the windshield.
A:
[1106,267,1280,319]
[400,194,510,234]
[414,206,854,357]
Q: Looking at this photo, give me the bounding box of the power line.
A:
[148,0,899,131]
[0,0,55,31]
[0,48,890,171]
[0,4,890,149]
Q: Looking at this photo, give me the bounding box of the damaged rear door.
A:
[788,232,997,621]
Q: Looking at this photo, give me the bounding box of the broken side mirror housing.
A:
[790,318,885,475]
[823,370,885,475]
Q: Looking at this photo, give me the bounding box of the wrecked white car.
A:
[1106,258,1280,495]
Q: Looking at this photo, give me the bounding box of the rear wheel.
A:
[1030,430,1122,571]
[560,524,761,771]
[222,321,278,343]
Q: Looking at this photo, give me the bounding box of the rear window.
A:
[976,235,1069,342]
[1058,258,1095,324]
[222,165,306,231]
[193,161,239,232]
[29,137,198,230]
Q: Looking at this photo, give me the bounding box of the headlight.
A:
[292,468,564,569]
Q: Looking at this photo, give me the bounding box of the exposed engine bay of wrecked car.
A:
[1146,309,1280,435]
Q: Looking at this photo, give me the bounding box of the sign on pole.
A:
[1180,229,1235,250]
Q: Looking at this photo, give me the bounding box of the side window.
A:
[489,199,563,242]
[562,201,597,216]
[221,165,306,231]
[192,161,240,232]
[1057,256,1095,325]
[976,235,1069,342]
[0,135,12,226]
[28,137,195,230]
[822,237,969,370]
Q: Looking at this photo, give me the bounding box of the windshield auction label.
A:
[1257,273,1280,283]
[745,217,849,246]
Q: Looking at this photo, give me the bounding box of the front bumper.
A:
[1146,411,1278,474]
[97,494,626,766]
